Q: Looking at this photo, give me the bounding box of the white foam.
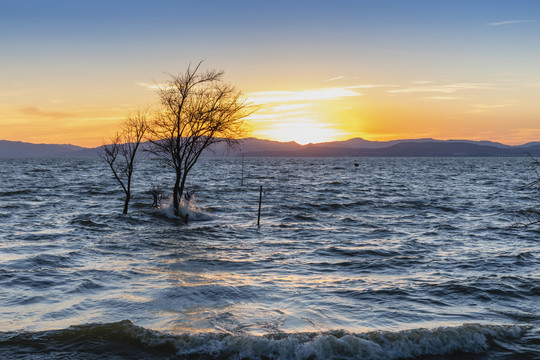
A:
[157,194,212,221]
[121,322,527,360]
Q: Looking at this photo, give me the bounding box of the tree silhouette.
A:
[147,62,252,217]
[100,110,148,214]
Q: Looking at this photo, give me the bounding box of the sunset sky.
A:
[1,0,539,146]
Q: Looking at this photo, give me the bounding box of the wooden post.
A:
[257,185,262,227]
[184,213,189,225]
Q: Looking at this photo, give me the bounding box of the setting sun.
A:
[246,87,360,144]
[254,118,347,145]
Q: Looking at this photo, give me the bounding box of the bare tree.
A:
[100,110,149,214]
[523,153,540,191]
[514,153,540,226]
[147,62,252,216]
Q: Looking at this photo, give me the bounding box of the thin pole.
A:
[257,185,262,226]
[241,154,244,186]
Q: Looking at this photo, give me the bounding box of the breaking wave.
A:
[0,320,528,359]
[157,195,212,222]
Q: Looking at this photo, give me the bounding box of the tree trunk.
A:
[123,193,130,215]
[173,170,182,216]
[177,174,188,211]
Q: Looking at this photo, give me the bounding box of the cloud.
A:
[468,103,518,113]
[247,87,363,105]
[18,107,75,119]
[272,103,314,112]
[488,20,534,26]
[389,83,494,94]
[426,96,460,101]
[247,111,311,122]
[345,84,399,89]
[324,76,345,82]
[13,107,125,124]
[135,82,161,90]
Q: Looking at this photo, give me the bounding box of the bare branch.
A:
[146,63,254,216]
[100,109,149,214]
[513,153,540,227]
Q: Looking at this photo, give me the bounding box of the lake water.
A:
[0,157,538,359]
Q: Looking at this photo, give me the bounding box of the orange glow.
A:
[0,106,127,147]
[1,79,539,147]
[254,119,347,145]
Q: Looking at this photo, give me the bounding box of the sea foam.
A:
[158,194,212,221]
[2,320,523,360]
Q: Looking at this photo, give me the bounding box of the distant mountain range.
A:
[1,138,540,158]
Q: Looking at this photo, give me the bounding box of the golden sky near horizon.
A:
[1,1,539,147]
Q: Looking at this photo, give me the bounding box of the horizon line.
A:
[1,136,539,149]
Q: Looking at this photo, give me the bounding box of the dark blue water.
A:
[0,157,538,359]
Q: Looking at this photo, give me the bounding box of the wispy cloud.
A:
[13,107,125,124]
[426,96,460,101]
[272,103,314,112]
[324,76,345,82]
[345,84,398,89]
[18,107,75,119]
[389,83,494,94]
[468,103,518,113]
[488,20,534,26]
[248,111,311,122]
[135,82,161,90]
[247,87,363,105]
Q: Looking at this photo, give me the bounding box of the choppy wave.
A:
[0,320,529,359]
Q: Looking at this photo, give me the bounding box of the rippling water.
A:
[0,157,538,359]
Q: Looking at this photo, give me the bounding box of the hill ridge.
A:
[1,138,539,158]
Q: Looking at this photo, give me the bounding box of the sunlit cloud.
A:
[272,103,314,112]
[247,87,363,105]
[345,84,399,89]
[468,103,519,113]
[324,75,345,82]
[248,111,311,122]
[488,20,534,26]
[0,105,126,146]
[18,107,75,119]
[426,96,460,101]
[389,83,494,94]
[135,82,160,90]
